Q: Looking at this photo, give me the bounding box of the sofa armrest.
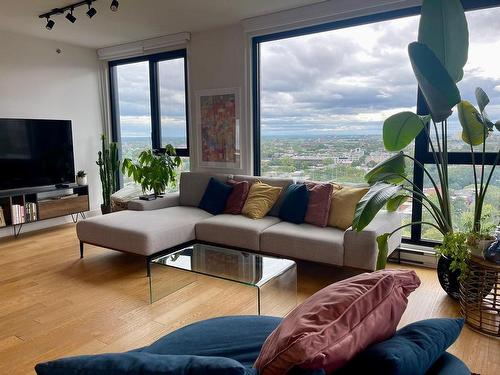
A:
[127,192,180,211]
[343,211,402,271]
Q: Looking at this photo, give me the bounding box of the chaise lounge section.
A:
[76,172,402,272]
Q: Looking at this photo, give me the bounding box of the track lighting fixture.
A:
[39,0,120,30]
[110,0,119,12]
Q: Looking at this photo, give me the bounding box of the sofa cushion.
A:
[279,184,309,224]
[233,175,293,217]
[328,185,368,230]
[196,214,280,251]
[35,352,249,375]
[254,270,421,375]
[224,180,250,215]
[339,318,465,375]
[241,182,282,220]
[304,182,333,227]
[77,206,212,256]
[199,178,233,215]
[179,172,229,207]
[260,222,344,266]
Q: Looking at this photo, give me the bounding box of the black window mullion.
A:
[149,61,161,150]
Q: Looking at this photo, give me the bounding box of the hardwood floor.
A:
[0,224,498,374]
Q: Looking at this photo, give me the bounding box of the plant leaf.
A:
[383,112,425,151]
[458,100,488,146]
[418,0,469,83]
[495,120,500,132]
[376,233,390,270]
[386,192,409,212]
[365,153,406,184]
[475,87,490,113]
[408,42,461,123]
[352,182,402,232]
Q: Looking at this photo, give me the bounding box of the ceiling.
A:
[0,0,325,49]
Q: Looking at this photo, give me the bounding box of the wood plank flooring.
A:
[0,224,498,374]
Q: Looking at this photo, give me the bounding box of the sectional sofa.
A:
[76,172,402,272]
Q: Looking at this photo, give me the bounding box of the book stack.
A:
[11,205,26,225]
[0,207,6,227]
[25,202,38,222]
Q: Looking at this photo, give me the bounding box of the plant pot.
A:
[100,204,112,215]
[437,254,461,300]
[76,176,87,186]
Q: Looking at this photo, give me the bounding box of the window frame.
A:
[109,49,190,160]
[251,0,500,246]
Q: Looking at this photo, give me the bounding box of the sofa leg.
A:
[80,241,84,259]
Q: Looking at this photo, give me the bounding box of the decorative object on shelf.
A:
[76,170,87,186]
[460,257,500,337]
[122,145,181,199]
[96,134,120,214]
[196,87,241,170]
[352,0,500,287]
[39,0,119,31]
[0,207,5,228]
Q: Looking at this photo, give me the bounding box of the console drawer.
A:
[38,195,89,220]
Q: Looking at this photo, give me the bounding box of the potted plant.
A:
[351,0,500,296]
[76,170,87,186]
[96,134,120,214]
[122,144,182,199]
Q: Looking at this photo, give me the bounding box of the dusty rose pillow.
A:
[254,269,420,375]
[224,179,250,214]
[304,182,333,227]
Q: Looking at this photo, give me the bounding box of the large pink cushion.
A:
[254,269,420,374]
[224,179,250,215]
[304,182,333,227]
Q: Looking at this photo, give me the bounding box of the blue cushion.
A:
[425,352,470,375]
[199,178,233,215]
[279,184,309,224]
[35,353,251,375]
[339,318,464,375]
[142,315,281,367]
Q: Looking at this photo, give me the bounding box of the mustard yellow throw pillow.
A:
[242,182,282,219]
[328,184,369,230]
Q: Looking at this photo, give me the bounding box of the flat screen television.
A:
[0,118,75,191]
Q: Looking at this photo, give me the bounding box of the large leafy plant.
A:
[122,145,182,197]
[352,0,500,269]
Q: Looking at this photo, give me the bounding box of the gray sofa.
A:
[76,172,402,272]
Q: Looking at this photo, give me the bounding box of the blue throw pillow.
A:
[339,318,464,375]
[279,184,309,224]
[199,178,233,215]
[35,353,250,375]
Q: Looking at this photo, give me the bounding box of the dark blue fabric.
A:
[426,352,471,375]
[142,315,281,367]
[279,183,309,224]
[338,318,465,375]
[35,353,250,375]
[198,177,233,215]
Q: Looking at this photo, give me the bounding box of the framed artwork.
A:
[196,88,241,169]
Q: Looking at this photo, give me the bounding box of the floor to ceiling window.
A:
[253,1,500,245]
[109,49,189,187]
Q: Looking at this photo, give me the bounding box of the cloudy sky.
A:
[116,6,500,144]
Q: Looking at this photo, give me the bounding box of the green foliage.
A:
[386,192,409,212]
[383,112,425,151]
[96,134,120,208]
[122,144,182,197]
[418,0,468,83]
[436,232,470,282]
[458,100,488,146]
[76,170,86,178]
[365,153,407,184]
[408,42,461,123]
[376,233,390,270]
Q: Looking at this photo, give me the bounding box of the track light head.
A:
[45,18,55,30]
[65,8,76,23]
[110,0,119,12]
[86,3,97,18]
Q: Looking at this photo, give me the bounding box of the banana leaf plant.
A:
[352,0,500,269]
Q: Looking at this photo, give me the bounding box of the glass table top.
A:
[151,242,296,288]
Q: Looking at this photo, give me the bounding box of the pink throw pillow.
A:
[224,179,250,214]
[304,182,333,227]
[254,269,420,374]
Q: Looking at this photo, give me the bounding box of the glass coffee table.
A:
[149,243,297,316]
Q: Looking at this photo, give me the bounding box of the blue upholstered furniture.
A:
[35,316,470,375]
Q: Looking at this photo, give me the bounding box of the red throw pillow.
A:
[224,179,250,215]
[304,182,333,227]
[254,269,420,374]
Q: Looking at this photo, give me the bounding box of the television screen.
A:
[0,119,75,191]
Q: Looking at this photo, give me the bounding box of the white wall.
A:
[0,30,102,237]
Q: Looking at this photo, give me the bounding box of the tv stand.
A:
[55,183,70,189]
[0,184,89,238]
